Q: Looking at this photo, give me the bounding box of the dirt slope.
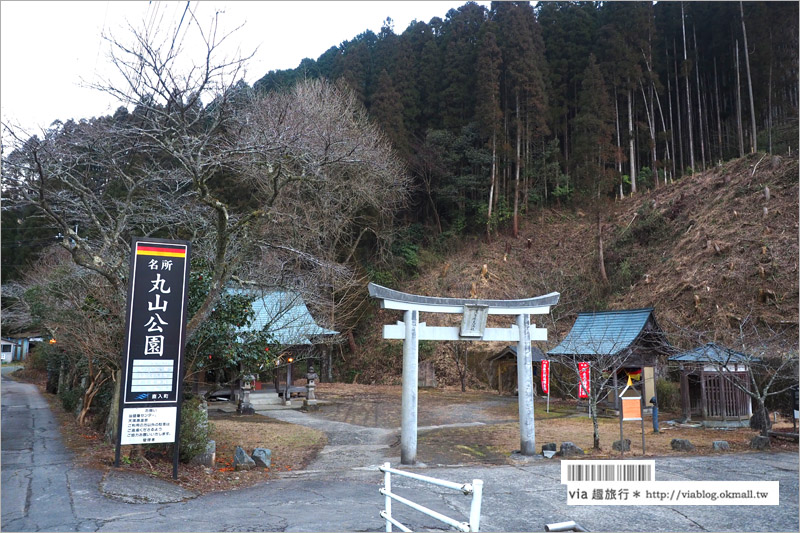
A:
[355,153,798,384]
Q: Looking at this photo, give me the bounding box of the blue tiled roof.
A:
[668,342,756,364]
[228,289,338,346]
[548,308,654,356]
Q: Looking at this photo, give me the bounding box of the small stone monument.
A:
[304,365,319,409]
[237,374,256,415]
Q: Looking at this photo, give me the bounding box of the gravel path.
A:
[260,408,397,471]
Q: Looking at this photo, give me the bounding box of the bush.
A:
[610,258,643,294]
[25,343,50,372]
[179,396,211,463]
[59,387,82,413]
[628,203,670,246]
[655,378,681,412]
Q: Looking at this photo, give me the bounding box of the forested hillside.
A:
[346,152,798,385]
[254,1,798,244]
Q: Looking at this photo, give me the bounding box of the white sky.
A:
[1,1,489,135]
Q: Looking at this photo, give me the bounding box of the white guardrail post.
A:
[468,479,483,532]
[379,463,483,532]
[384,462,393,532]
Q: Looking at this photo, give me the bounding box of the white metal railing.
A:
[378,462,483,532]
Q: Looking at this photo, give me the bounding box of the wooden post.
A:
[680,368,690,420]
[619,403,625,457]
[401,309,419,464]
[700,371,708,419]
[640,390,646,455]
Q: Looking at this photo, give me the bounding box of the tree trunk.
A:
[639,79,658,185]
[513,91,521,238]
[78,372,109,427]
[667,54,677,181]
[487,132,497,242]
[598,214,608,284]
[673,40,684,176]
[591,397,601,449]
[768,60,773,154]
[628,88,637,193]
[693,26,706,171]
[740,1,757,153]
[751,396,772,437]
[104,370,122,443]
[714,58,723,162]
[681,2,695,173]
[735,39,745,157]
[614,87,622,197]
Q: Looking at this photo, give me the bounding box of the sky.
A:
[1,0,490,136]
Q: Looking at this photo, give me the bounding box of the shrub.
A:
[178,396,211,463]
[25,343,50,372]
[630,203,669,246]
[59,387,82,413]
[655,378,681,412]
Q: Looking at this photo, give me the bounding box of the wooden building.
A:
[547,308,671,410]
[669,343,754,425]
[487,345,546,395]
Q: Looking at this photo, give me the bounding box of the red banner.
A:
[578,362,590,399]
[541,360,550,394]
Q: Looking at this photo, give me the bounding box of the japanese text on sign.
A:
[578,362,590,399]
[122,240,189,405]
[120,407,177,445]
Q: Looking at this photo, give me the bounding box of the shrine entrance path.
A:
[261,384,567,469]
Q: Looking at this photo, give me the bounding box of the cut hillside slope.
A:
[607,154,798,347]
[352,154,797,385]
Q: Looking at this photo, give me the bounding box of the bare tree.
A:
[550,341,641,450]
[669,316,798,437]
[447,341,471,393]
[2,11,409,435]
[4,247,123,426]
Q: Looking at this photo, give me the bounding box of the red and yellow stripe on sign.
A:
[136,245,186,258]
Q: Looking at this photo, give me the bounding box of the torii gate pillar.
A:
[401,309,419,464]
[369,283,560,464]
[516,313,536,455]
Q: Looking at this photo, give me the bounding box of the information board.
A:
[120,407,178,445]
[121,239,190,405]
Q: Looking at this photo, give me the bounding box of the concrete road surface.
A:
[2,368,797,532]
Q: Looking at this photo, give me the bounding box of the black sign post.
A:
[114,237,191,479]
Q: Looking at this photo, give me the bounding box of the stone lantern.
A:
[238,374,256,415]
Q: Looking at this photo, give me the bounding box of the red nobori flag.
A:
[578,362,590,398]
[541,360,550,394]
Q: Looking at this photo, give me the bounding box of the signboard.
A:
[116,237,190,476]
[121,239,190,406]
[621,397,642,421]
[541,360,550,394]
[578,362,590,399]
[460,304,489,338]
[120,407,177,445]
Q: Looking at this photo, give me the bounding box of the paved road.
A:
[2,369,798,532]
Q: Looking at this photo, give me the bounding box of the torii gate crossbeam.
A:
[368,283,560,464]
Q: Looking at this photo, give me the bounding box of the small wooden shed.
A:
[487,345,546,395]
[669,343,754,424]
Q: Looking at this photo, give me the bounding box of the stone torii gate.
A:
[368,283,560,464]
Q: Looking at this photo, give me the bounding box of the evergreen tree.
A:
[370,69,408,154]
[475,22,503,239]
